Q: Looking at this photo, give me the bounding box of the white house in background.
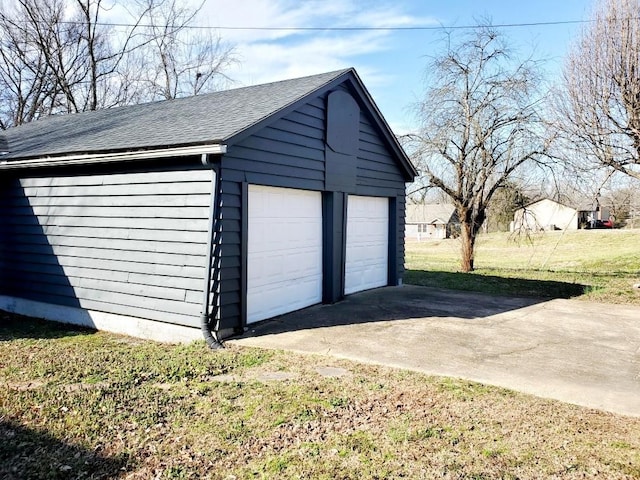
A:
[406,204,459,240]
[512,199,578,231]
[511,198,611,232]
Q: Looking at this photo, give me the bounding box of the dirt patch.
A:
[3,380,46,391]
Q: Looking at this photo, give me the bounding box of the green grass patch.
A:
[1,315,640,479]
[405,229,640,303]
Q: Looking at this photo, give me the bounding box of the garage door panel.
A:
[345,195,389,295]
[247,185,322,324]
[249,276,322,322]
[249,248,320,289]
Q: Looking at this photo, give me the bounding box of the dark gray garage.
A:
[0,68,417,344]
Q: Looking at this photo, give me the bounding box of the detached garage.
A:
[0,68,417,344]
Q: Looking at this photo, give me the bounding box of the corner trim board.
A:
[240,181,249,327]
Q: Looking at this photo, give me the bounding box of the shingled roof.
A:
[406,204,458,224]
[0,69,352,161]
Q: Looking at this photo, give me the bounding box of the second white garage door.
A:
[345,195,389,295]
[247,185,323,324]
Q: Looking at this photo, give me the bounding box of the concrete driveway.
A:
[229,285,640,417]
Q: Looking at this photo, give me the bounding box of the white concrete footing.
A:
[0,295,203,343]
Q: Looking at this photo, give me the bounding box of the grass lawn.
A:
[405,229,640,304]
[2,313,640,479]
[2,229,640,478]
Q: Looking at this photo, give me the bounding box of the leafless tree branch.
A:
[407,24,553,271]
[0,0,237,129]
[555,0,640,182]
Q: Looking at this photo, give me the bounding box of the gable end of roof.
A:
[224,68,417,182]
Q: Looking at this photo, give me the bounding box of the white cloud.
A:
[197,0,437,88]
[226,29,391,84]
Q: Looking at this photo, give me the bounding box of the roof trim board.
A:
[0,144,226,170]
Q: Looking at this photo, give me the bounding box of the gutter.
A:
[0,144,227,170]
[200,154,224,350]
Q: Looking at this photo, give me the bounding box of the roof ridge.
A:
[220,68,352,94]
[0,66,417,181]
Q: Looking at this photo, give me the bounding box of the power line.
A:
[53,18,591,32]
[212,19,591,31]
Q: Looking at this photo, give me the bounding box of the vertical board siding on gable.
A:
[0,169,212,327]
[217,97,328,329]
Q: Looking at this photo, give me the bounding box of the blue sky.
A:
[199,0,593,133]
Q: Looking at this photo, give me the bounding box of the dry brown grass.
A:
[1,314,639,479]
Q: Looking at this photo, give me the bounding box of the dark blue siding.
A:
[0,167,213,328]
[217,88,409,330]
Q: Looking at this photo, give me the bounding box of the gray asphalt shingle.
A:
[0,69,350,161]
[406,204,458,224]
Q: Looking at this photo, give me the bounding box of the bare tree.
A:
[405,26,553,272]
[133,0,236,101]
[557,0,640,181]
[0,0,66,127]
[71,0,155,111]
[0,0,235,129]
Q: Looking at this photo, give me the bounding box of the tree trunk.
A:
[460,221,476,272]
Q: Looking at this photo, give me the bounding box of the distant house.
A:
[575,203,611,228]
[406,204,459,240]
[511,198,611,232]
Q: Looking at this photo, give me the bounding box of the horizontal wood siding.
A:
[218,96,327,329]
[0,168,212,327]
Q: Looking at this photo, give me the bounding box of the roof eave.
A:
[0,143,227,170]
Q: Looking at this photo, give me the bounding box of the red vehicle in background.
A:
[601,219,614,228]
[589,219,614,229]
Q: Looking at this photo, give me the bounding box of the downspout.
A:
[201,153,223,349]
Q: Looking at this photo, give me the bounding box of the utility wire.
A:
[212,19,592,31]
[51,18,592,31]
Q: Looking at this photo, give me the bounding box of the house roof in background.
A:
[518,197,609,212]
[518,198,574,210]
[406,204,458,224]
[0,68,417,179]
[519,197,607,212]
[576,201,609,212]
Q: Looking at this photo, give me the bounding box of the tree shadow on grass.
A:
[0,311,96,341]
[0,419,130,480]
[404,269,589,299]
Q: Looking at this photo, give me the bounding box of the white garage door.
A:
[345,195,389,295]
[247,185,323,324]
